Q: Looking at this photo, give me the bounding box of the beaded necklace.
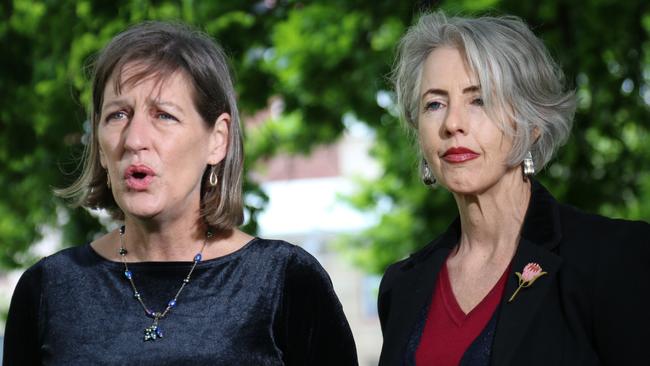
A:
[118,225,211,341]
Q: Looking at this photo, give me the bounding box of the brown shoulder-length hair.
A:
[56,21,244,230]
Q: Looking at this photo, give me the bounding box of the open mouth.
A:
[124,165,155,190]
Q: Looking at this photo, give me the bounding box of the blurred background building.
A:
[252,112,383,365]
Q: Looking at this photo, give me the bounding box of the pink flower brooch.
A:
[508,262,548,302]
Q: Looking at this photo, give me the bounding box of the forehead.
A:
[102,61,194,102]
[420,46,478,90]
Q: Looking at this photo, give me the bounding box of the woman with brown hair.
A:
[4,21,357,365]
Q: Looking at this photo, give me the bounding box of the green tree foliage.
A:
[0,0,648,275]
[342,0,650,273]
[0,0,276,268]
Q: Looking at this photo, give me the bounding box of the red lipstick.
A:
[442,147,480,163]
[124,165,155,191]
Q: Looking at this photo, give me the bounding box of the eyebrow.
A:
[421,85,481,99]
[100,98,186,115]
[155,100,185,115]
[101,99,129,114]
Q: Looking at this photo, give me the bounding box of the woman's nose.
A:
[441,104,469,137]
[123,112,150,152]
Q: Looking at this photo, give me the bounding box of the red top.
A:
[415,261,509,365]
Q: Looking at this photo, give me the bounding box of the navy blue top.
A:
[3,238,358,365]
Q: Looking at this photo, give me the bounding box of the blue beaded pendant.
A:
[194,253,202,262]
[143,324,163,341]
[124,270,132,279]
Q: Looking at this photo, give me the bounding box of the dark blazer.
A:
[378,180,650,366]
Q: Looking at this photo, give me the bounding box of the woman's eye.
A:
[157,112,178,122]
[471,97,484,106]
[425,101,444,111]
[106,111,128,122]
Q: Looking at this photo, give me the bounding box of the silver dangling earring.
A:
[421,159,436,186]
[523,151,535,177]
[106,170,111,189]
[209,165,218,187]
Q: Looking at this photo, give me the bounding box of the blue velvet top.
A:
[3,238,358,365]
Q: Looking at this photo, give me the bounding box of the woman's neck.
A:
[452,169,532,260]
[122,215,208,262]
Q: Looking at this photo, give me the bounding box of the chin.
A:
[442,171,517,197]
[439,173,474,192]
[128,209,163,220]
[439,173,496,196]
[122,207,164,220]
[445,183,482,196]
[116,196,164,220]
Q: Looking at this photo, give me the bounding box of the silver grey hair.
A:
[393,11,576,170]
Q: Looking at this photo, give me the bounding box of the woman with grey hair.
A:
[3,21,357,365]
[378,11,649,366]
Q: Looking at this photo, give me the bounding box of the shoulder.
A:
[23,244,88,270]
[555,203,650,303]
[252,239,340,310]
[553,203,650,284]
[36,244,96,273]
[13,258,46,296]
[378,238,438,289]
[554,205,650,361]
[557,203,650,249]
[14,245,97,293]
[249,238,331,281]
[379,258,406,296]
[379,231,450,294]
[9,252,57,311]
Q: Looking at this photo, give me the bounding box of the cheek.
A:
[489,129,514,154]
[164,138,209,172]
[97,131,110,167]
[97,126,125,168]
[181,134,210,158]
[479,130,513,166]
[418,123,440,154]
[97,125,117,149]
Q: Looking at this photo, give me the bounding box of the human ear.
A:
[532,126,541,143]
[207,112,230,165]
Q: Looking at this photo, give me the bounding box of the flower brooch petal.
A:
[508,262,548,303]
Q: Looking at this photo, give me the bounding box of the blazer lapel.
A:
[491,238,563,366]
[491,180,564,366]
